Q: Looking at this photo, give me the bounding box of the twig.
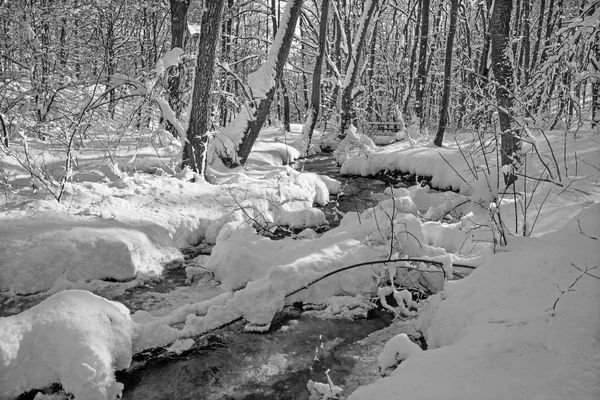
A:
[577,220,598,240]
[546,264,597,316]
[439,152,470,186]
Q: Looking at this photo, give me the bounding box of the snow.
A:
[0,290,134,400]
[308,369,343,399]
[1,118,599,399]
[348,203,600,400]
[153,48,184,78]
[0,218,180,294]
[341,140,472,193]
[377,333,423,375]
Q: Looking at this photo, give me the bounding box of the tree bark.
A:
[490,0,519,185]
[518,0,531,86]
[328,9,343,111]
[530,0,546,74]
[592,25,600,128]
[301,0,330,153]
[434,0,458,147]
[414,0,430,124]
[182,0,225,176]
[167,0,190,138]
[366,20,378,120]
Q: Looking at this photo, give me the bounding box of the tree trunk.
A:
[340,0,379,137]
[530,0,546,73]
[366,20,378,120]
[181,0,225,176]
[490,0,518,185]
[518,0,531,86]
[167,0,190,138]
[300,15,310,111]
[414,0,430,124]
[434,0,458,147]
[328,10,343,111]
[301,0,330,153]
[592,25,600,128]
[226,0,304,165]
[402,1,421,116]
[281,78,291,131]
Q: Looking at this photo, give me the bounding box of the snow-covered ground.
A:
[1,123,599,399]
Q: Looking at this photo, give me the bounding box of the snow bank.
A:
[349,203,600,400]
[275,206,327,229]
[184,225,384,332]
[0,290,134,400]
[340,142,471,194]
[0,219,179,294]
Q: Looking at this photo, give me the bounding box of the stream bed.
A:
[115,154,404,399]
[5,153,432,399]
[118,308,394,400]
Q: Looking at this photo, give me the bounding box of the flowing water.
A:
[116,154,403,399]
[5,153,425,399]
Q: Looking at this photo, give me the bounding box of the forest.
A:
[0,0,599,399]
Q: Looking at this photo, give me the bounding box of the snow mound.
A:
[377,333,423,374]
[0,219,180,294]
[275,206,327,229]
[0,290,134,400]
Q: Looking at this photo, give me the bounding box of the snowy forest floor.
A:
[1,123,599,399]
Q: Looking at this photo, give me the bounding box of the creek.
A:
[6,152,437,400]
[116,153,403,399]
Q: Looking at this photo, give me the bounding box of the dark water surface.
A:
[118,308,393,400]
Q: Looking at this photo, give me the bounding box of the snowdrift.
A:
[0,290,134,400]
[349,203,600,400]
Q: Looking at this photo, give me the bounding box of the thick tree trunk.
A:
[234,0,304,165]
[340,0,379,137]
[519,0,531,86]
[434,0,458,147]
[167,0,190,138]
[477,0,492,81]
[593,25,600,128]
[414,0,430,124]
[181,0,225,176]
[490,0,519,185]
[301,0,330,153]
[530,0,546,73]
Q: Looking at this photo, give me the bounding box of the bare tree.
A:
[182,0,226,176]
[166,0,191,138]
[301,0,330,154]
[490,0,519,185]
[434,0,458,147]
[216,0,304,166]
[414,0,430,126]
